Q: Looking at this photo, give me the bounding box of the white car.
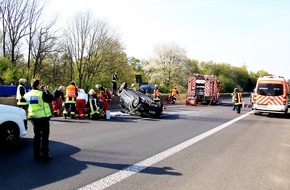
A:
[0,104,27,145]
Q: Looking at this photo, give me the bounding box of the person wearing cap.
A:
[24,79,54,161]
[63,81,78,118]
[16,78,28,112]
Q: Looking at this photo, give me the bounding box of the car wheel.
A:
[118,82,127,94]
[0,123,20,145]
[132,97,140,108]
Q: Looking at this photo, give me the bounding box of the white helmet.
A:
[19,78,27,84]
[58,86,65,91]
[88,89,95,95]
[95,84,102,89]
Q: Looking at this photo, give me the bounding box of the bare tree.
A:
[0,0,46,66]
[142,43,189,88]
[62,10,124,88]
[30,25,57,77]
[26,0,47,69]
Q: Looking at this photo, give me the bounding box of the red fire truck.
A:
[186,73,221,106]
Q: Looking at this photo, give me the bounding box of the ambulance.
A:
[253,75,289,114]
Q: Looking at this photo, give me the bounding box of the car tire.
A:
[132,97,140,108]
[0,123,20,145]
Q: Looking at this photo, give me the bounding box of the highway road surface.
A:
[1,100,290,190]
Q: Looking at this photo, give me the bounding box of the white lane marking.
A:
[79,111,254,190]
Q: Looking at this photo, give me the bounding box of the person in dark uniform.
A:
[111,71,118,95]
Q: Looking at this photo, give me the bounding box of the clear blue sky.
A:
[45,0,290,79]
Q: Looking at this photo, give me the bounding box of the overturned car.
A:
[118,82,163,117]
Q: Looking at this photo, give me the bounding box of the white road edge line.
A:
[79,111,254,190]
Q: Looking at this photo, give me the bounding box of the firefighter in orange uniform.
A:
[63,81,78,118]
[168,87,179,104]
[152,84,161,102]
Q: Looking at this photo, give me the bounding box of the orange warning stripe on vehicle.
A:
[255,95,286,105]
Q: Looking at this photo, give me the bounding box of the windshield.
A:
[257,83,283,96]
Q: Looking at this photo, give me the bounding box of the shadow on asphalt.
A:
[0,138,182,189]
[253,112,290,119]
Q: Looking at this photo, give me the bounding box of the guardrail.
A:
[0,93,251,107]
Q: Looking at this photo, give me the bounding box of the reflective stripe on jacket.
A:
[111,74,117,82]
[231,93,235,103]
[235,93,242,105]
[66,85,77,98]
[25,90,50,119]
[16,85,28,105]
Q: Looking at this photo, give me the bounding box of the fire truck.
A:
[186,73,221,106]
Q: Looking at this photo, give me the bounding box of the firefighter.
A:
[152,84,161,101]
[234,88,243,114]
[111,71,118,96]
[87,89,101,120]
[76,89,88,119]
[96,84,109,114]
[63,81,78,118]
[16,78,28,112]
[168,87,179,104]
[24,79,54,161]
[52,86,65,116]
[231,88,237,111]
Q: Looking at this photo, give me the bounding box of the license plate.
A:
[149,110,155,114]
[258,104,267,108]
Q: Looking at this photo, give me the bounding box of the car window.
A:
[257,83,283,96]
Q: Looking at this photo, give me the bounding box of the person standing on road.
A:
[111,71,118,96]
[234,88,243,114]
[24,79,54,161]
[231,88,237,111]
[152,84,161,101]
[16,78,28,112]
[168,87,179,104]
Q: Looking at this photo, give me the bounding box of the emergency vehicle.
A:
[186,73,221,105]
[253,75,289,114]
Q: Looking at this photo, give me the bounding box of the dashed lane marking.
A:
[79,111,254,190]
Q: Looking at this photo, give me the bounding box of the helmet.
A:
[70,81,76,85]
[95,84,102,89]
[155,84,158,88]
[88,89,95,95]
[58,86,65,91]
[19,78,27,84]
